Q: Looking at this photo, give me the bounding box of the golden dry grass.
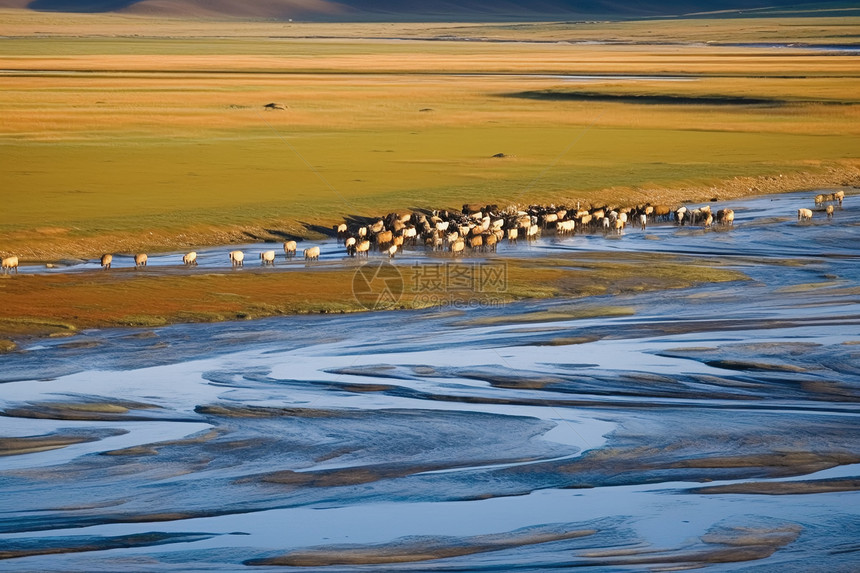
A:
[0,12,857,336]
[1,15,859,261]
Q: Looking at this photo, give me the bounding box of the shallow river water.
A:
[1,190,859,571]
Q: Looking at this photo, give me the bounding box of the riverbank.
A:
[4,162,859,263]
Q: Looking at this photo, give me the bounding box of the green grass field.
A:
[1,12,859,259]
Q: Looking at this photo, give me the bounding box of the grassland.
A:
[0,11,858,337]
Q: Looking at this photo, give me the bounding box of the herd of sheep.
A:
[0,191,847,274]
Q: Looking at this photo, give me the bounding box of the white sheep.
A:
[260,250,276,266]
[1,255,19,274]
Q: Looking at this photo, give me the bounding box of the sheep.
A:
[484,233,498,252]
[260,250,276,266]
[797,208,813,221]
[556,220,575,235]
[717,209,734,226]
[334,223,348,241]
[451,239,466,255]
[229,250,244,267]
[283,240,297,258]
[183,251,198,266]
[375,230,393,246]
[675,206,687,225]
[355,240,371,257]
[134,253,148,268]
[1,255,19,274]
[826,204,834,219]
[304,246,320,261]
[100,254,113,270]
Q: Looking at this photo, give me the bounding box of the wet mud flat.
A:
[0,191,858,570]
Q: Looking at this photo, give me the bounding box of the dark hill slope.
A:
[7,0,852,20]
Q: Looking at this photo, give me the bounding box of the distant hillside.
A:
[3,0,852,20]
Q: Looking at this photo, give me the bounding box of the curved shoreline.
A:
[3,162,859,263]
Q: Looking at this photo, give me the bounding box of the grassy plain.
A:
[0,11,858,337]
[2,12,860,260]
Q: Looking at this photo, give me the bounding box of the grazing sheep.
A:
[283,240,297,258]
[675,206,687,225]
[835,190,844,206]
[556,220,575,235]
[355,240,371,257]
[1,255,19,274]
[451,239,466,255]
[304,246,320,261]
[334,223,348,240]
[260,250,276,266]
[717,209,735,226]
[183,251,198,266]
[484,233,498,252]
[826,204,834,219]
[229,250,245,267]
[376,230,393,246]
[654,205,671,220]
[797,208,813,221]
[134,253,148,267]
[100,254,113,270]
